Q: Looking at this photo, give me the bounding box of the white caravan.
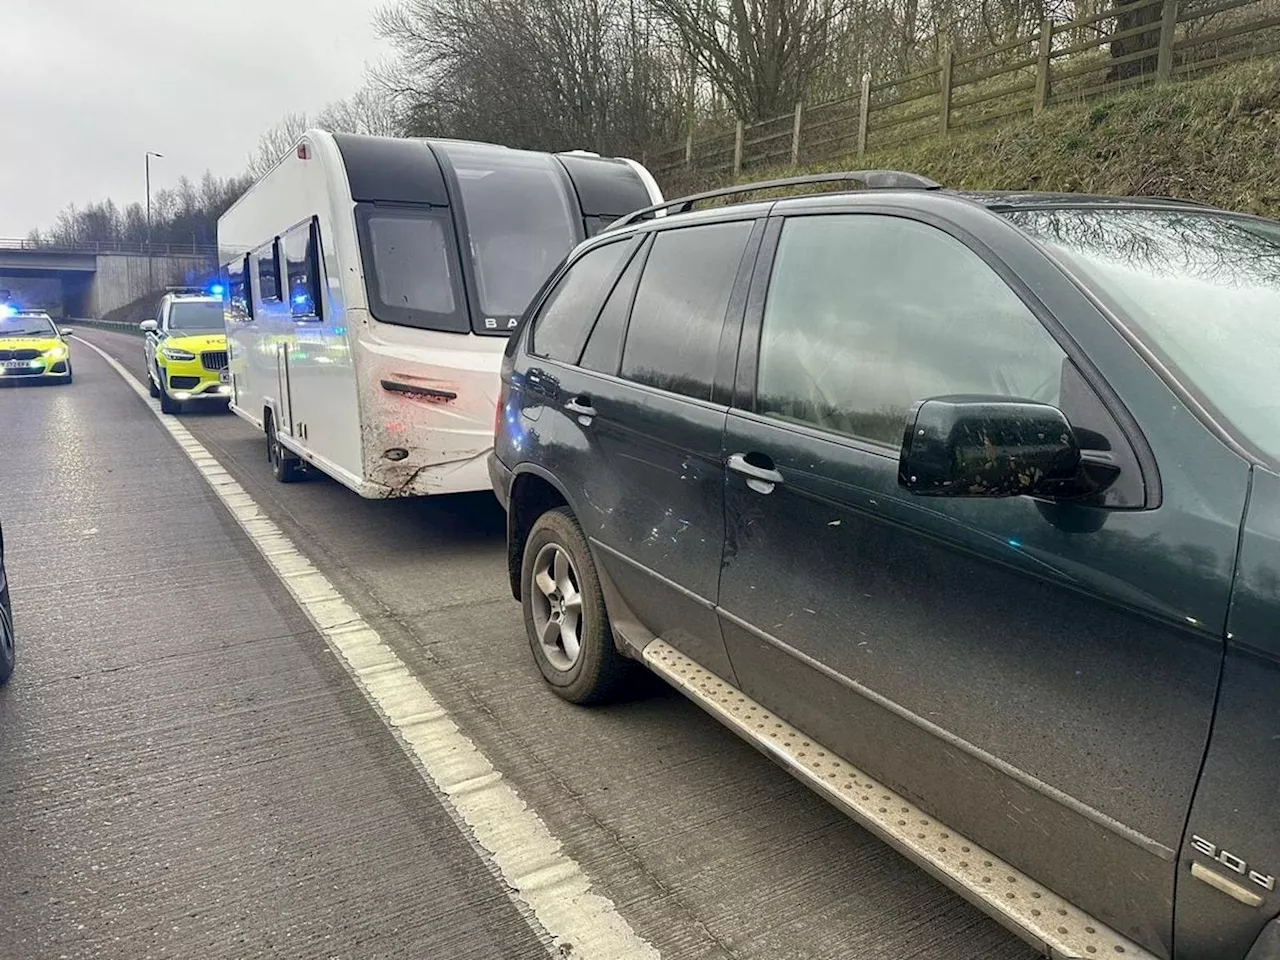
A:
[217,130,662,496]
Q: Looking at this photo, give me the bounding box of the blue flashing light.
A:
[293,294,309,305]
[1007,538,1022,548]
[0,304,14,319]
[209,283,226,297]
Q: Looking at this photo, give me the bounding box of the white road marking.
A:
[74,335,660,960]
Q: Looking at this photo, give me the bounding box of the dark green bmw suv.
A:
[489,172,1280,960]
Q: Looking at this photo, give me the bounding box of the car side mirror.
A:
[59,328,72,337]
[139,319,158,333]
[898,397,1118,500]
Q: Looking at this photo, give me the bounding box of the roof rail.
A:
[165,285,208,294]
[608,170,941,230]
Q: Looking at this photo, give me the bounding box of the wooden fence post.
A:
[857,73,872,156]
[791,102,804,166]
[1034,19,1054,115]
[939,45,955,136]
[733,119,744,177]
[1157,0,1179,82]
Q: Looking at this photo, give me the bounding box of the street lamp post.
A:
[145,151,164,290]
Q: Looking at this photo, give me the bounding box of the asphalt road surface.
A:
[0,326,1038,960]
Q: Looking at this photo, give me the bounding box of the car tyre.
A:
[266,414,303,483]
[522,507,633,704]
[0,565,14,687]
[148,368,159,397]
[157,370,181,414]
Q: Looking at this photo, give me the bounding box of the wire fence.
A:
[652,0,1280,177]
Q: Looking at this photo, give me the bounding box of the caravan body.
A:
[217,130,661,497]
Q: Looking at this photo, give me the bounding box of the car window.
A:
[284,219,323,321]
[757,214,1066,447]
[358,206,469,333]
[531,241,631,364]
[580,246,645,375]
[256,242,280,303]
[0,313,56,337]
[1005,206,1280,463]
[225,255,253,323]
[620,221,753,402]
[168,300,226,333]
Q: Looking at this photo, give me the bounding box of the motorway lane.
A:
[26,326,1036,960]
[0,344,550,959]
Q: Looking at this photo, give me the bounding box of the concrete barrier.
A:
[64,318,146,336]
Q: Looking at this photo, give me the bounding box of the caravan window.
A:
[256,241,281,302]
[224,256,253,323]
[356,205,469,333]
[436,143,579,330]
[284,218,323,321]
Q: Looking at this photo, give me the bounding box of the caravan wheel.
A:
[266,413,303,484]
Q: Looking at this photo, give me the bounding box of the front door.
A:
[716,209,1237,955]
[521,218,759,680]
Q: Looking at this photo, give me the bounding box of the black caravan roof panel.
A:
[331,133,449,206]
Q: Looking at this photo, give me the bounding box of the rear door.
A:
[716,207,1238,955]
[519,216,760,680]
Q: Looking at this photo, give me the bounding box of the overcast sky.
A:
[0,0,389,236]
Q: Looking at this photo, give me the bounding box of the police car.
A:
[140,287,230,414]
[0,306,73,384]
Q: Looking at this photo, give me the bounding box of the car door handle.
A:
[565,397,597,419]
[728,453,784,492]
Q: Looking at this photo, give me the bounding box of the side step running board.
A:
[642,640,1154,960]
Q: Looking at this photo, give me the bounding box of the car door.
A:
[715,207,1242,956]
[144,302,166,375]
[519,216,760,681]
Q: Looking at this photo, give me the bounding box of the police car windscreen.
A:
[0,314,56,337]
[439,144,578,330]
[169,301,226,332]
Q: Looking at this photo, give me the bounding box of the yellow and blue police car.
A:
[0,307,73,384]
[141,288,230,414]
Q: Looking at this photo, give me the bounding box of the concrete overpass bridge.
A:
[0,238,215,318]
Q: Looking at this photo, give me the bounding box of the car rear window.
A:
[620,221,752,402]
[531,240,631,364]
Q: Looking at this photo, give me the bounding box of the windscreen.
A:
[437,143,579,331]
[0,314,56,337]
[168,300,225,332]
[1005,206,1280,462]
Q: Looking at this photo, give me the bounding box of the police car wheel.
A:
[158,383,181,414]
[148,369,159,397]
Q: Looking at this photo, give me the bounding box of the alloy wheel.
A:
[530,543,585,671]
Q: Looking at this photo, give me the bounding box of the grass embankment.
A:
[665,58,1280,218]
[102,290,164,325]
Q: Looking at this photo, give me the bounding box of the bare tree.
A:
[35,173,250,250]
[1108,0,1163,80]
[246,112,311,178]
[318,83,404,137]
[376,0,683,154]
